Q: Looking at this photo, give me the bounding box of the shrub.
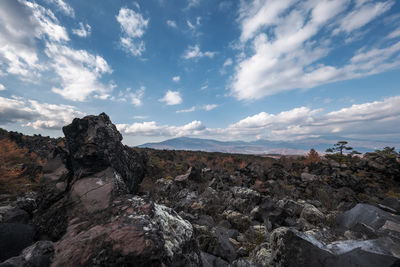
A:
[304,149,321,165]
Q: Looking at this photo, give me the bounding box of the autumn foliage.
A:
[304,149,321,165]
[0,138,43,197]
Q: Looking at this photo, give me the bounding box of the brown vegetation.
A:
[0,138,43,197]
[304,148,321,165]
[134,147,276,180]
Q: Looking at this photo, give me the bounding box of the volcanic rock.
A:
[337,203,400,230]
[0,223,35,262]
[0,241,54,267]
[62,112,146,193]
[268,227,400,267]
[51,196,200,266]
[300,204,325,225]
[28,113,204,266]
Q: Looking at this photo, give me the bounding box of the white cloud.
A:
[72,22,91,38]
[0,96,84,129]
[187,20,195,30]
[324,96,400,123]
[223,58,233,67]
[0,1,113,102]
[26,1,69,42]
[224,96,400,140]
[185,0,201,10]
[45,0,75,17]
[187,17,201,31]
[0,0,68,81]
[159,90,182,105]
[231,0,399,100]
[116,7,149,56]
[133,115,148,120]
[116,96,400,141]
[221,58,233,74]
[335,1,394,34]
[238,0,294,43]
[177,106,196,113]
[120,37,145,57]
[200,84,208,90]
[130,86,145,106]
[132,2,141,10]
[0,84,5,91]
[46,43,113,101]
[167,20,177,28]
[176,104,218,113]
[183,45,216,59]
[230,107,318,130]
[172,76,180,82]
[388,28,400,39]
[117,120,205,137]
[203,104,218,111]
[26,100,85,129]
[0,96,35,124]
[117,8,148,38]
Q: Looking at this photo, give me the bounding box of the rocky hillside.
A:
[0,129,62,200]
[0,113,400,266]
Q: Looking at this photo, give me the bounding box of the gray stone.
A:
[248,243,271,266]
[222,210,251,232]
[277,199,304,217]
[300,204,325,225]
[197,226,237,263]
[269,227,400,267]
[337,203,400,230]
[301,172,317,182]
[381,198,400,214]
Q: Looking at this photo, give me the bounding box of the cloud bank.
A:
[231,0,400,100]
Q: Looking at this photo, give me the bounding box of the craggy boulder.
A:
[268,227,400,267]
[52,196,200,266]
[337,203,400,230]
[34,113,147,240]
[31,113,201,266]
[62,112,146,193]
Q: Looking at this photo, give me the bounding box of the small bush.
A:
[304,149,321,165]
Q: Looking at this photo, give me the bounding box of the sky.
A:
[0,0,400,146]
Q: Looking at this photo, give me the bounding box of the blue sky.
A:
[0,0,400,146]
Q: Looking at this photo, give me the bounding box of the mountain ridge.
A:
[138,136,400,155]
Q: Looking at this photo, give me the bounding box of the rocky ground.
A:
[0,113,400,266]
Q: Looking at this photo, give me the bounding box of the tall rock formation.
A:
[29,113,200,266]
[62,113,146,194]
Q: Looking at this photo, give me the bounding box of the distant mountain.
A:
[137,136,400,155]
